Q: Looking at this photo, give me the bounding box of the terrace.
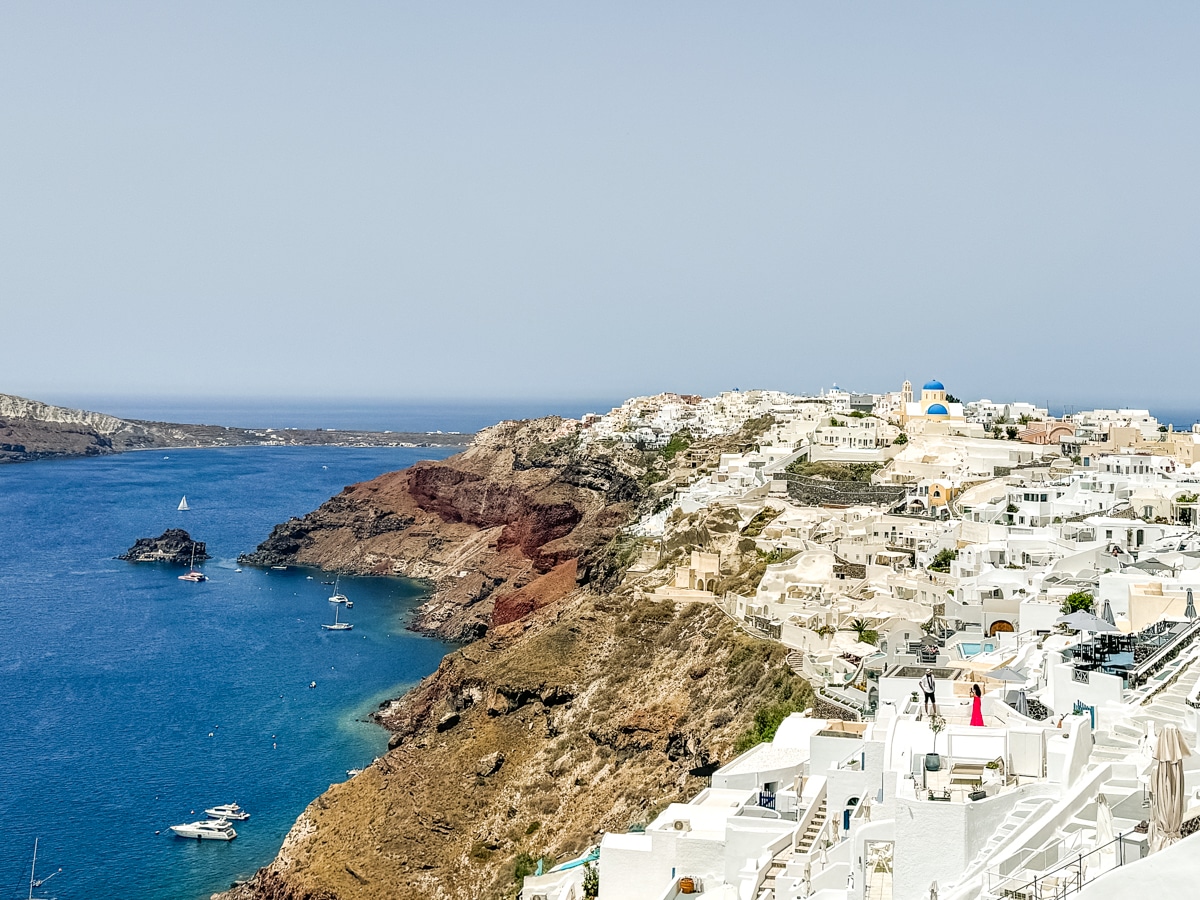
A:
[1064,617,1200,688]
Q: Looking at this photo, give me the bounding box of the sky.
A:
[2,3,1198,411]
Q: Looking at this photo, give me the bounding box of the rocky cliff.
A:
[238,418,650,641]
[221,593,807,900]
[220,414,800,900]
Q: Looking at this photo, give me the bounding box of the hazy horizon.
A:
[3,4,1199,406]
[24,388,1200,433]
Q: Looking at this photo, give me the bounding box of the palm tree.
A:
[846,617,879,646]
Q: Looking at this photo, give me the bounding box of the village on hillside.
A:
[521,381,1200,900]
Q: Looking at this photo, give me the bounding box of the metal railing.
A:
[986,832,1132,900]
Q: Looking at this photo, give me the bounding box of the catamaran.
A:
[178,545,208,582]
[178,496,189,511]
[321,602,353,631]
[328,575,353,608]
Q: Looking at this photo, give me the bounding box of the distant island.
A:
[0,392,473,463]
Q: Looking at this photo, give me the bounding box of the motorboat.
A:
[205,803,250,821]
[169,819,237,840]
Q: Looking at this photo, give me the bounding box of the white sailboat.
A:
[322,602,353,631]
[25,838,61,900]
[328,575,353,608]
[179,544,208,582]
[178,496,189,511]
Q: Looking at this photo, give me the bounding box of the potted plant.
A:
[925,713,946,771]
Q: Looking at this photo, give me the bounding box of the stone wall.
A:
[782,474,907,508]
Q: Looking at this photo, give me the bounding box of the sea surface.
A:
[0,445,458,899]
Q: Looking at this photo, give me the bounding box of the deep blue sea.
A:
[0,445,458,900]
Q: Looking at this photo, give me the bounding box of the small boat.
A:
[205,803,250,821]
[346,768,363,778]
[179,545,208,582]
[169,819,237,841]
[271,565,287,571]
[24,838,60,900]
[178,496,189,511]
[321,602,353,631]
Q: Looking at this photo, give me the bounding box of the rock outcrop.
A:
[118,529,210,566]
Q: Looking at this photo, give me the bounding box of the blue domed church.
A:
[899,379,965,429]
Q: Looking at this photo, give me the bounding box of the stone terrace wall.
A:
[782,474,907,508]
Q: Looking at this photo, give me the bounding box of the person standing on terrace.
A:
[970,683,984,726]
[920,668,937,716]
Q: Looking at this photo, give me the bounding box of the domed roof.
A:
[923,380,944,391]
[926,403,949,416]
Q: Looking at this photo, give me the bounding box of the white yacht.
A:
[204,803,250,821]
[322,602,353,631]
[328,575,353,608]
[178,545,208,582]
[169,819,237,841]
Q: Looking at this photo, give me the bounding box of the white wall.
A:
[599,833,659,900]
[1048,662,1122,714]
[1076,832,1200,900]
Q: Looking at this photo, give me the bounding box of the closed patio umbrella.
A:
[1096,792,1116,870]
[1148,723,1192,853]
[1100,599,1115,626]
[1014,690,1029,718]
[1186,589,1196,620]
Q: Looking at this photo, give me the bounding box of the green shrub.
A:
[1060,591,1094,615]
[928,549,957,573]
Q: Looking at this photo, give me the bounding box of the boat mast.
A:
[28,838,36,900]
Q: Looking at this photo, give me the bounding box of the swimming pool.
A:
[958,641,995,657]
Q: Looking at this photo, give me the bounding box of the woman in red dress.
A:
[970,683,985,726]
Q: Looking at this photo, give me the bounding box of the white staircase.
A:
[964,797,1054,873]
[755,799,827,900]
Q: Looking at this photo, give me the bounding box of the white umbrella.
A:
[1096,792,1116,870]
[1149,723,1192,853]
[1057,610,1120,633]
[1014,689,1029,718]
[1100,599,1116,626]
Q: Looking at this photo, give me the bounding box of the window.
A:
[1106,530,1113,539]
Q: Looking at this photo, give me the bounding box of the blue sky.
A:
[2,4,1198,409]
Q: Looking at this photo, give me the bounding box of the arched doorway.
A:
[988,620,1014,636]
